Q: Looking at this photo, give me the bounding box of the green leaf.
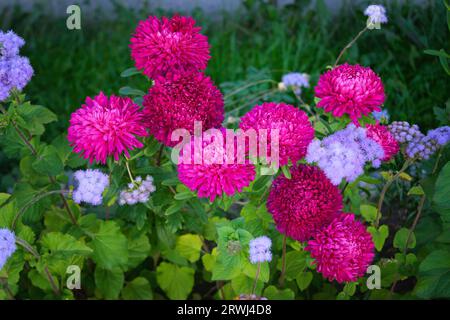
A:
[127,233,151,269]
[296,271,313,291]
[175,234,203,263]
[41,232,92,257]
[416,250,450,298]
[277,251,307,280]
[95,267,124,300]
[343,282,357,296]
[89,220,128,270]
[0,193,10,206]
[122,277,153,300]
[393,228,416,249]
[231,274,264,296]
[32,145,64,176]
[16,103,57,135]
[252,174,272,191]
[360,204,377,223]
[119,86,145,96]
[408,185,425,196]
[368,225,389,252]
[120,67,141,78]
[174,192,194,200]
[281,165,291,179]
[433,161,450,223]
[263,286,295,300]
[156,262,195,300]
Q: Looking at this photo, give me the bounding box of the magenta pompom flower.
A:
[366,123,399,161]
[178,128,256,201]
[143,72,224,147]
[306,213,375,283]
[315,64,385,124]
[68,92,148,164]
[130,16,210,79]
[267,165,343,242]
[239,103,314,166]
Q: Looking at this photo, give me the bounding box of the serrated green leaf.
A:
[122,277,153,300]
[95,267,124,300]
[175,234,203,263]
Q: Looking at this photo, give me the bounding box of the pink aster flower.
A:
[239,102,314,166]
[306,213,375,283]
[130,15,210,79]
[68,92,147,164]
[178,128,256,201]
[366,123,399,161]
[143,72,224,147]
[267,165,343,242]
[315,64,385,124]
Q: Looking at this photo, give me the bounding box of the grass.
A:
[0,0,448,177]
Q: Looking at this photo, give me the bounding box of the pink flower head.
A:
[267,165,343,242]
[178,128,256,201]
[143,71,224,147]
[130,15,210,79]
[366,123,399,161]
[306,213,375,283]
[68,92,147,164]
[315,64,385,124]
[239,103,314,166]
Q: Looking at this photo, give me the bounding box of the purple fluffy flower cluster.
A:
[389,122,450,160]
[306,124,384,185]
[0,228,16,270]
[388,121,422,144]
[0,30,33,101]
[118,175,156,206]
[249,236,272,264]
[73,169,109,206]
[281,72,310,95]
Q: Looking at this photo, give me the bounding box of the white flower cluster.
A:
[118,175,156,206]
[249,236,272,264]
[364,5,388,26]
[72,169,109,206]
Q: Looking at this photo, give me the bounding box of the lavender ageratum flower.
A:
[405,135,438,160]
[249,236,272,264]
[306,124,384,185]
[281,72,310,95]
[0,30,25,59]
[372,109,389,123]
[0,228,16,270]
[364,5,388,25]
[72,169,109,206]
[118,175,156,206]
[0,56,34,101]
[427,126,450,146]
[388,121,422,144]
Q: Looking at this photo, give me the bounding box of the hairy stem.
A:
[15,237,60,296]
[375,159,412,227]
[334,27,368,67]
[279,235,287,287]
[252,262,261,295]
[124,157,135,183]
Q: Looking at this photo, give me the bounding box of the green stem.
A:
[279,235,287,287]
[12,190,69,229]
[375,159,412,227]
[334,26,368,67]
[124,157,135,183]
[224,79,276,99]
[15,237,60,296]
[252,262,261,295]
[1,104,77,225]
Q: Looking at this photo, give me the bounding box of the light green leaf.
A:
[156,262,195,300]
[368,225,389,252]
[393,228,416,249]
[263,286,295,300]
[360,204,377,223]
[122,277,153,300]
[175,234,203,263]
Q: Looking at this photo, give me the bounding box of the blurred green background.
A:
[0,0,449,190]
